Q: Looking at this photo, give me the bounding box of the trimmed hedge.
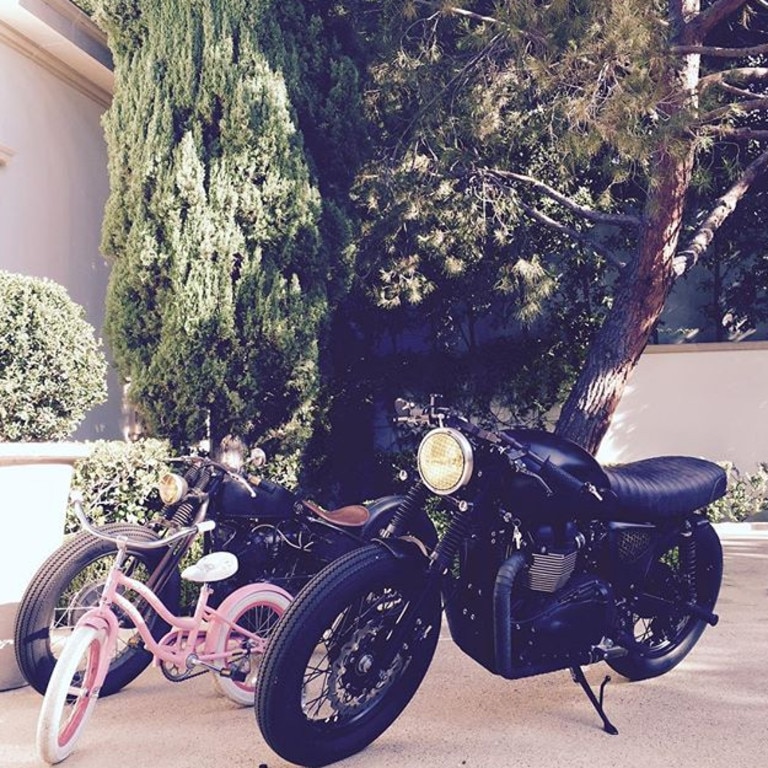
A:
[0,271,107,441]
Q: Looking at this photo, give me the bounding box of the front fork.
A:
[374,483,480,671]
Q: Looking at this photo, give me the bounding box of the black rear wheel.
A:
[256,543,442,767]
[608,519,722,681]
[15,524,180,696]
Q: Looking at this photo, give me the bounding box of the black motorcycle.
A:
[14,451,435,698]
[256,395,726,766]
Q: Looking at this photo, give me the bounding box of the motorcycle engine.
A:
[505,523,613,672]
[509,574,612,668]
[211,518,314,594]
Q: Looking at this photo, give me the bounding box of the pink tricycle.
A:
[36,492,291,764]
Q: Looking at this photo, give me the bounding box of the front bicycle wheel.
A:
[212,587,291,706]
[15,524,180,696]
[256,544,442,767]
[36,624,107,764]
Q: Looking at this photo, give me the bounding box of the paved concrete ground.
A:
[1,528,766,768]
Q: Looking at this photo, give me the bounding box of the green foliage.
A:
[0,271,107,442]
[71,0,97,15]
[332,0,618,428]
[337,0,768,454]
[97,0,367,464]
[705,463,768,523]
[66,438,171,533]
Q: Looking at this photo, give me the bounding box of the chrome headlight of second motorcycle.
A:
[417,427,474,495]
[158,472,189,505]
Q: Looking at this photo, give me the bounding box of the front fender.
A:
[363,494,438,549]
[373,535,431,564]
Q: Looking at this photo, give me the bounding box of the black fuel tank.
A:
[501,428,611,516]
[216,474,298,520]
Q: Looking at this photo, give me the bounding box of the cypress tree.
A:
[97,0,364,458]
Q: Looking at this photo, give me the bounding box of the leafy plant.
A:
[0,271,107,441]
[705,463,768,523]
[66,438,171,533]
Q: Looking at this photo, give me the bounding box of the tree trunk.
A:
[555,149,695,454]
[555,0,702,455]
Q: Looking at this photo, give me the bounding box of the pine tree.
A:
[349,0,768,451]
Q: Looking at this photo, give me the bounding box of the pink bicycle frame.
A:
[74,549,292,679]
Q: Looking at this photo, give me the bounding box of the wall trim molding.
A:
[646,340,768,354]
[0,19,111,107]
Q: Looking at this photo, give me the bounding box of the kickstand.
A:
[569,666,619,735]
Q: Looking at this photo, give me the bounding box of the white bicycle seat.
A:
[181,551,239,583]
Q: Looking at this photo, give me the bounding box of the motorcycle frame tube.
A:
[139,498,211,600]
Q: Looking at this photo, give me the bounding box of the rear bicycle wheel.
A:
[15,524,180,696]
[256,544,442,767]
[36,624,107,764]
[212,587,291,706]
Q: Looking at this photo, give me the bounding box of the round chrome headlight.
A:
[158,472,189,505]
[417,428,474,495]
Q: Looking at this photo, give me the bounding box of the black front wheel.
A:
[256,543,442,767]
[608,519,723,681]
[15,523,180,696]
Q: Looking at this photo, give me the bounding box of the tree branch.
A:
[684,0,750,42]
[671,41,768,57]
[699,126,768,139]
[517,202,620,266]
[716,82,766,99]
[699,97,768,123]
[413,1,500,25]
[698,67,768,93]
[673,147,768,276]
[486,169,642,227]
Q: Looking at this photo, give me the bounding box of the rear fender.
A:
[204,582,293,655]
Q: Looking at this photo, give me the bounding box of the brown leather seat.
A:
[301,500,371,527]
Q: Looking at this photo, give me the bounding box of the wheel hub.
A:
[327,625,404,715]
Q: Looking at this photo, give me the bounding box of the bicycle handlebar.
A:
[70,491,215,549]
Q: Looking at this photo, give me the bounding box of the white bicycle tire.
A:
[36,624,106,764]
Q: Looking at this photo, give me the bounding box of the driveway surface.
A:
[1,528,766,768]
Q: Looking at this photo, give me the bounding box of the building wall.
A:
[597,342,768,472]
[0,5,121,438]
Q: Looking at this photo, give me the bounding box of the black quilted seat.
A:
[601,456,727,522]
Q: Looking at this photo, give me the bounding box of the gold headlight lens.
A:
[417,428,473,495]
[158,472,188,505]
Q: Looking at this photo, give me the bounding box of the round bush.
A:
[0,271,108,441]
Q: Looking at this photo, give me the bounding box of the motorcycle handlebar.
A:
[69,491,215,549]
[169,456,256,497]
[395,397,599,502]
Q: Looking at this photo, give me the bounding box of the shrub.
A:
[66,438,171,534]
[0,271,107,441]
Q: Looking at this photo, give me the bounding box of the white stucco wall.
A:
[597,343,768,472]
[0,14,121,438]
